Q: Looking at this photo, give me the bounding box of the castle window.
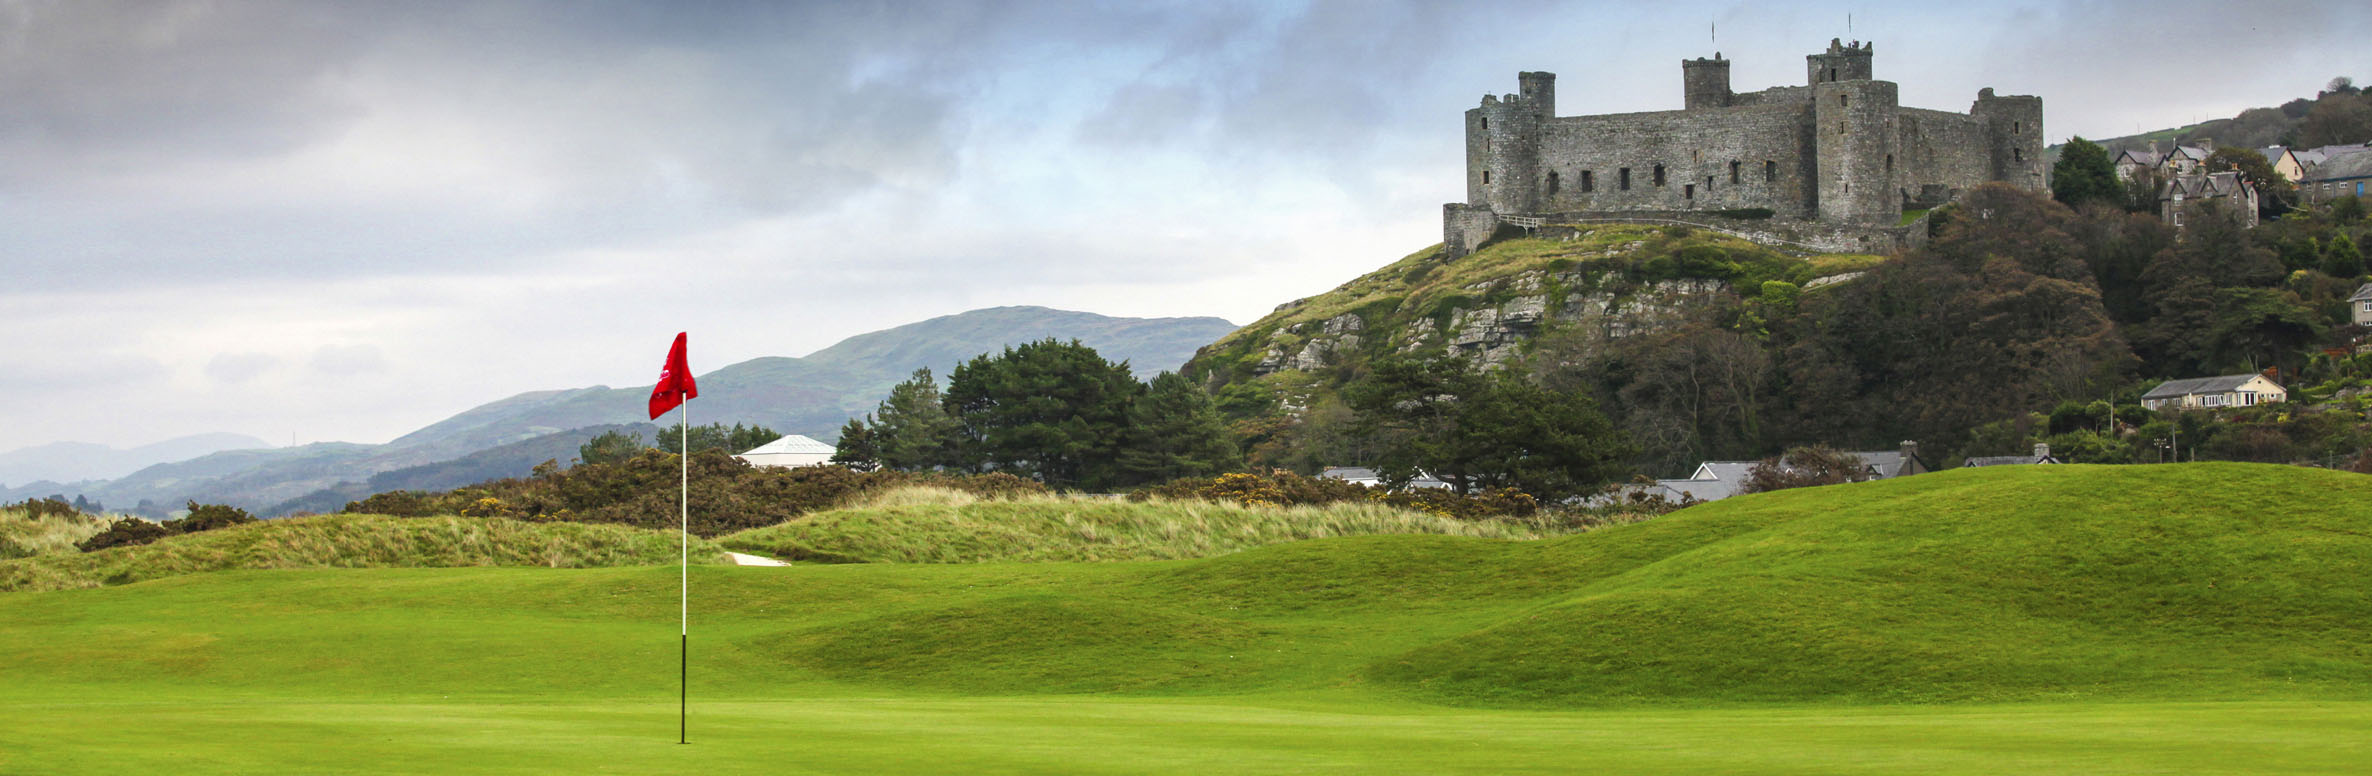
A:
[1480,117,1487,131]
[1482,170,1490,185]
[1581,170,1594,192]
[1685,184,1695,200]
[1653,164,1666,186]
[2013,148,2024,162]
[1730,161,1741,184]
[1765,161,1776,181]
[1886,154,1893,173]
[1620,168,1631,190]
[2013,121,2021,133]
[1838,94,1849,107]
[1546,171,1559,196]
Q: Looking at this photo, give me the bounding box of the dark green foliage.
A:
[175,501,256,533]
[1739,446,1871,494]
[2205,145,2294,215]
[944,339,1142,490]
[2299,90,2372,147]
[2051,137,2122,209]
[829,418,880,472]
[1128,470,1538,519]
[655,422,781,456]
[2325,233,2364,278]
[75,518,174,552]
[869,368,962,472]
[9,497,80,520]
[577,429,644,466]
[1346,353,1632,501]
[1118,372,1243,483]
[2332,196,2366,223]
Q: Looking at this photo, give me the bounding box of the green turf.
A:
[3,463,2369,772]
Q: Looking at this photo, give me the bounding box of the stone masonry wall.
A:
[1531,102,1818,218]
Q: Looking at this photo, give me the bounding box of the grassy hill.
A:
[2,463,2368,772]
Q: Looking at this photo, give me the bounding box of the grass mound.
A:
[765,593,1276,694]
[717,486,1547,563]
[1368,463,2372,705]
[0,513,727,592]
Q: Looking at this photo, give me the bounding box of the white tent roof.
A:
[740,434,835,456]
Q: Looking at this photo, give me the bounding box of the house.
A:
[735,434,837,469]
[1319,466,1451,490]
[1649,441,1929,502]
[2298,149,2372,205]
[2112,146,2163,182]
[2349,283,2372,326]
[2160,142,2213,176]
[2159,171,2258,229]
[2140,373,2287,411]
[1963,442,2064,467]
[2262,146,2307,182]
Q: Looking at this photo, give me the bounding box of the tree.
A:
[2050,137,2122,209]
[1740,446,1870,494]
[1347,353,1632,501]
[656,423,781,455]
[2300,92,2372,147]
[868,369,962,471]
[829,418,880,472]
[2205,145,2293,215]
[578,429,644,466]
[944,339,1141,490]
[2210,288,2325,378]
[1117,372,1243,484]
[2326,233,2365,278]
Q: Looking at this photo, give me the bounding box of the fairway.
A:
[6,464,2371,772]
[5,696,2368,774]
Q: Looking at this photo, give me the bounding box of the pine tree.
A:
[2050,137,2121,209]
[829,417,881,472]
[943,340,1140,489]
[1118,372,1242,485]
[869,368,961,471]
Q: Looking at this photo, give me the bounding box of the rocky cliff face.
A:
[1250,268,1731,375]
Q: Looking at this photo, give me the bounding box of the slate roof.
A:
[2168,145,2212,162]
[2349,283,2372,303]
[2161,171,2250,201]
[2260,146,2288,165]
[2303,149,2372,182]
[2141,374,2267,400]
[1963,454,2061,467]
[2114,149,2162,166]
[739,434,836,456]
[1653,449,1918,503]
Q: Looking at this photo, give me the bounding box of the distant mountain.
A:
[23,306,1237,516]
[0,432,274,488]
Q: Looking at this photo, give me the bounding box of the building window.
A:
[1838,93,1849,107]
[1546,171,1559,197]
[1839,122,1847,135]
[1765,161,1776,182]
[1885,154,1893,173]
[1581,170,1594,192]
[1730,161,1741,184]
[1480,117,1487,131]
[2013,121,2021,133]
[1619,168,1631,190]
[2013,148,2024,162]
[1684,184,1695,199]
[1482,170,1490,185]
[1653,164,1666,186]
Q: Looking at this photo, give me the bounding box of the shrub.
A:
[10,497,80,520]
[175,501,257,532]
[1130,471,1537,519]
[75,518,175,552]
[1740,446,1871,494]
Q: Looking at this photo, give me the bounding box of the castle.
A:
[1444,40,2045,256]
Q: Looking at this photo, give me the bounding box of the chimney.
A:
[2032,442,2051,459]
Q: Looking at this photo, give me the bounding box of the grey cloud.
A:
[204,351,277,383]
[308,343,385,375]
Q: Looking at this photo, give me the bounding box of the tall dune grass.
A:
[0,514,727,593]
[719,486,1570,563]
[0,508,112,559]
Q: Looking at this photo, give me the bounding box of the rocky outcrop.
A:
[1247,270,1734,375]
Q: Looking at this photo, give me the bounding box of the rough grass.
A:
[0,513,726,592]
[0,508,111,558]
[717,486,1548,563]
[1806,253,1886,277]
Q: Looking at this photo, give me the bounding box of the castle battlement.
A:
[1445,40,2045,257]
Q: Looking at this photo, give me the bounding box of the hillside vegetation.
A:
[0,513,724,592]
[716,487,1554,563]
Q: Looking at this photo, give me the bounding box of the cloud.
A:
[308,344,385,376]
[203,352,278,384]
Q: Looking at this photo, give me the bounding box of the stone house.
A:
[2349,283,2372,326]
[2112,147,2163,181]
[2298,149,2372,205]
[2160,143,2213,176]
[2159,171,2258,229]
[2140,373,2287,411]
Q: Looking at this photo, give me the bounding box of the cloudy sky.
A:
[4,0,2367,454]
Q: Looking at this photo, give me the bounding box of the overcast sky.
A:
[4,0,2367,453]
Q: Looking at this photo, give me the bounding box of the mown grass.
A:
[0,513,727,592]
[0,507,110,558]
[717,486,1549,563]
[3,463,2370,773]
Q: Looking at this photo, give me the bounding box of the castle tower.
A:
[1805,38,1873,85]
[1682,54,1731,110]
[1813,77,1900,224]
[1970,87,2048,190]
[1465,74,1552,214]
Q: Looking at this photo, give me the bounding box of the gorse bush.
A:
[177,501,257,532]
[75,518,174,552]
[1130,470,1538,519]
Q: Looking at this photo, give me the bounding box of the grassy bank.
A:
[716,487,1552,563]
[0,513,726,592]
[0,508,110,558]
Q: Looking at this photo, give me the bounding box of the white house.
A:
[2349,283,2372,326]
[735,434,837,469]
[2140,373,2286,411]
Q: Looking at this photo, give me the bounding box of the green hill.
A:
[6,464,2372,773]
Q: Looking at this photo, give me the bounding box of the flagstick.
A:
[679,402,689,745]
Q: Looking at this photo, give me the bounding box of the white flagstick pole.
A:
[679,399,688,745]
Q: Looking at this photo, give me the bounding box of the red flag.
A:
[648,332,698,419]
